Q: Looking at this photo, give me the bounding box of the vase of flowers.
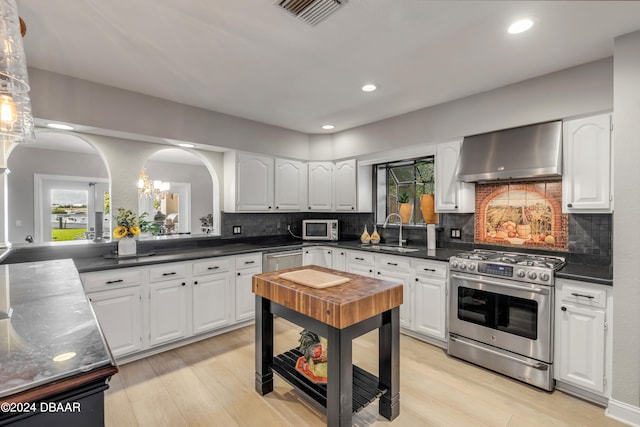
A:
[113,208,141,256]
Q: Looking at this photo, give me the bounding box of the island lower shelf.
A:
[272,348,387,414]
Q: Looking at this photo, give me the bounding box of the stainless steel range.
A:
[447,249,565,391]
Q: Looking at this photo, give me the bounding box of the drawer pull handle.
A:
[387,262,398,266]
[105,279,124,284]
[571,292,595,299]
[355,257,364,261]
[245,260,255,264]
[207,266,220,270]
[423,268,436,272]
[162,272,177,276]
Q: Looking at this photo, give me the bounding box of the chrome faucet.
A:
[382,213,404,247]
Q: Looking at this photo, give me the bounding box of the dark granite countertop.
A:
[0,259,116,399]
[556,263,613,286]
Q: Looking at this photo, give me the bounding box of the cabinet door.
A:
[192,272,232,334]
[308,162,333,210]
[435,140,474,212]
[557,303,606,394]
[237,153,274,211]
[235,265,262,322]
[562,114,612,212]
[376,268,412,329]
[89,287,142,358]
[414,277,446,341]
[346,262,375,277]
[334,159,357,211]
[332,249,347,271]
[149,280,188,347]
[303,247,333,268]
[275,158,306,211]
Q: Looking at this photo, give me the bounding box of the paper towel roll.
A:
[427,224,436,249]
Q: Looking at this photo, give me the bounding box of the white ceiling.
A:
[15,1,640,135]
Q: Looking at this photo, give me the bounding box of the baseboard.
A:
[607,399,640,426]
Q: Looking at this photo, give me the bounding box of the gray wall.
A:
[612,30,640,411]
[7,147,108,243]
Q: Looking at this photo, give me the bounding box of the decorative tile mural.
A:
[475,181,568,251]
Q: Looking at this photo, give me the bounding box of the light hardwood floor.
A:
[105,318,624,427]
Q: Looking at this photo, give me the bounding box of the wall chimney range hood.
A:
[457,121,562,183]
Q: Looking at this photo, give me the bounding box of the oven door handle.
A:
[449,335,549,371]
[451,274,550,295]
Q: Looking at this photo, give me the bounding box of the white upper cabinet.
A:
[275,158,307,211]
[435,140,475,213]
[225,151,277,212]
[308,161,334,210]
[333,159,357,211]
[562,114,613,213]
[236,153,275,211]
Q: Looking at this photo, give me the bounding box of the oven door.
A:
[449,271,553,363]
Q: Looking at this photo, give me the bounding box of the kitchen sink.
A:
[359,245,420,253]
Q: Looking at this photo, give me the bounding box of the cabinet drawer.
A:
[81,269,142,292]
[235,253,262,270]
[414,260,447,279]
[192,257,232,276]
[149,263,187,283]
[559,283,607,309]
[347,251,375,266]
[376,254,411,271]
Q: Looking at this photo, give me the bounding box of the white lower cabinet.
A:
[149,279,189,346]
[555,278,612,398]
[346,251,375,277]
[234,253,262,322]
[88,287,142,358]
[303,246,333,268]
[413,260,448,342]
[192,257,233,334]
[332,249,347,271]
[375,254,413,329]
[82,253,263,361]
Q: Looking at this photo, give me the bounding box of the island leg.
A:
[326,325,353,427]
[255,296,274,395]
[379,307,400,420]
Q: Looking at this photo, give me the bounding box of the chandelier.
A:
[137,168,170,199]
[0,0,35,144]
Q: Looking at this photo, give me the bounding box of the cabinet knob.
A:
[567,203,573,208]
[455,205,458,209]
[377,272,381,275]
[237,272,241,276]
[308,206,311,209]
[415,278,419,282]
[181,282,186,286]
[194,281,198,285]
[268,206,272,209]
[369,269,373,273]
[351,207,355,210]
[561,306,567,311]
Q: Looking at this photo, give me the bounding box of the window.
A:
[375,157,435,225]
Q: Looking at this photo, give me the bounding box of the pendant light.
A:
[0,0,35,143]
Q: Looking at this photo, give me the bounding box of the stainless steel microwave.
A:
[302,219,338,241]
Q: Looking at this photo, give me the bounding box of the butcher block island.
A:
[253,265,403,427]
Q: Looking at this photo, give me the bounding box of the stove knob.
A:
[516,270,525,278]
[459,262,467,270]
[540,272,550,282]
[468,263,476,271]
[451,261,459,269]
[527,271,538,280]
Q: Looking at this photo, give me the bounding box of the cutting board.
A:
[278,269,350,289]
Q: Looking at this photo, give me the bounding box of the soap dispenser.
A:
[370,225,381,244]
[360,225,371,244]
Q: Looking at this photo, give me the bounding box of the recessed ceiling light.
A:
[361,84,377,92]
[46,123,74,130]
[322,124,335,130]
[508,19,533,34]
[178,143,195,148]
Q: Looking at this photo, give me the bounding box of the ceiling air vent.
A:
[276,0,346,26]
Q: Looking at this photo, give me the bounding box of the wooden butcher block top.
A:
[252,265,403,329]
